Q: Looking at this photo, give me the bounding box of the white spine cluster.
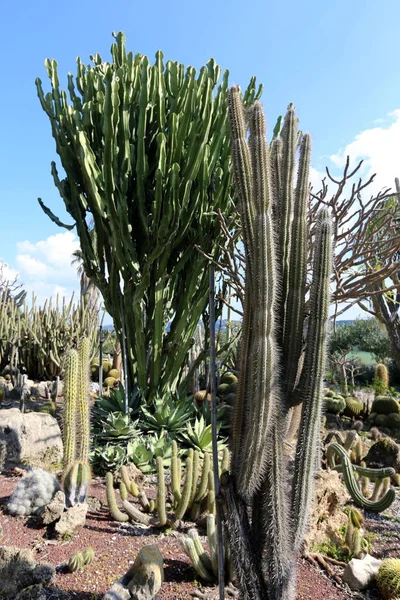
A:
[7,468,60,516]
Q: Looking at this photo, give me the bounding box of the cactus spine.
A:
[223,89,332,600]
[63,339,91,506]
[374,363,389,394]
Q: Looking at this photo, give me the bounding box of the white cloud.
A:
[5,231,81,306]
[329,109,400,196]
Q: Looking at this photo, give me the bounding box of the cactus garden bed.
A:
[0,470,353,600]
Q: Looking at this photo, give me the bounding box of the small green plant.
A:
[179,416,227,454]
[140,393,195,435]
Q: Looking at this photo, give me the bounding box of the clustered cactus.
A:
[343,507,365,558]
[106,441,229,527]
[7,468,60,516]
[62,338,91,507]
[221,89,333,600]
[367,396,400,429]
[68,547,95,572]
[181,514,235,584]
[323,389,346,415]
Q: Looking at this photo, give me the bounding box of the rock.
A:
[37,490,66,525]
[103,582,131,600]
[0,546,54,599]
[303,469,349,550]
[104,545,164,600]
[87,495,103,512]
[113,463,144,486]
[127,545,164,600]
[0,408,63,469]
[364,438,400,471]
[342,553,382,590]
[54,503,88,538]
[14,584,46,600]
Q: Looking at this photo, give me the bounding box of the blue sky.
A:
[1,0,400,318]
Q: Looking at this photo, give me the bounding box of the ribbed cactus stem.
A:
[195,451,211,502]
[63,348,79,469]
[228,89,279,499]
[181,537,214,583]
[207,513,218,577]
[207,469,216,516]
[327,443,396,512]
[291,208,332,550]
[77,338,91,463]
[171,441,181,504]
[174,457,193,521]
[188,528,214,574]
[220,447,230,475]
[106,472,129,522]
[189,450,200,507]
[156,456,167,526]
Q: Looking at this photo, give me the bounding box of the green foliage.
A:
[178,416,227,454]
[93,383,143,420]
[36,32,262,401]
[312,540,349,562]
[140,393,195,435]
[94,412,139,443]
[329,319,392,363]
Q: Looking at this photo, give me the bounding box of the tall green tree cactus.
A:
[36,32,262,401]
[221,88,333,600]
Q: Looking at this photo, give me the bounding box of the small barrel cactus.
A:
[372,397,400,416]
[377,558,400,599]
[103,376,117,388]
[324,393,346,415]
[344,397,364,418]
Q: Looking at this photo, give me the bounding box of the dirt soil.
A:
[1,469,398,600]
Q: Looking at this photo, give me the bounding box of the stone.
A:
[303,469,349,550]
[54,503,88,538]
[0,546,54,599]
[127,545,164,600]
[342,553,382,590]
[103,582,131,600]
[364,438,400,471]
[87,494,103,512]
[113,463,144,486]
[0,408,63,469]
[14,584,46,600]
[104,545,164,600]
[37,490,66,525]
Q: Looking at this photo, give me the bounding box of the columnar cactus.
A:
[63,339,92,506]
[221,89,333,600]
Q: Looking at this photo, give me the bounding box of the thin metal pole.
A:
[98,324,103,393]
[119,295,129,415]
[209,264,225,600]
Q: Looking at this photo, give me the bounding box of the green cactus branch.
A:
[36,32,262,400]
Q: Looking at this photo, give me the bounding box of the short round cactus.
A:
[103,376,117,388]
[372,397,400,416]
[377,558,400,599]
[375,414,390,428]
[344,397,364,418]
[7,468,60,517]
[324,393,346,415]
[108,369,120,380]
[220,372,238,385]
[217,383,231,396]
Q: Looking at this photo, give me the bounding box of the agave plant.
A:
[94,411,139,443]
[140,393,195,435]
[195,400,232,434]
[94,383,143,417]
[91,444,127,474]
[179,416,227,454]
